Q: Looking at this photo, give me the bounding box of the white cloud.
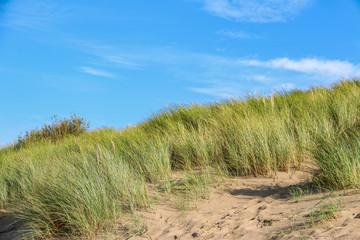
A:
[239,58,360,77]
[198,0,312,22]
[78,66,116,78]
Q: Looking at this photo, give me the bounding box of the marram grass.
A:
[1,79,360,238]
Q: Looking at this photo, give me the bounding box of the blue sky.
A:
[1,0,360,145]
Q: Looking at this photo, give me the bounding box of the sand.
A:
[118,171,360,240]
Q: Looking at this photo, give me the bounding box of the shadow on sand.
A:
[0,212,29,240]
[229,183,319,199]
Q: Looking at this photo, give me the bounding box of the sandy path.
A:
[118,171,360,240]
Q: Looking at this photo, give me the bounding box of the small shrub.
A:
[17,114,90,147]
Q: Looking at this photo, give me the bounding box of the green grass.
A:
[1,78,360,238]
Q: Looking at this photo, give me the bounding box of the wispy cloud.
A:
[78,66,116,78]
[72,40,360,97]
[188,74,277,98]
[103,56,139,68]
[190,81,296,98]
[1,0,71,31]
[197,0,312,22]
[245,75,273,83]
[184,56,360,97]
[239,58,360,77]
[190,86,239,98]
[216,30,259,39]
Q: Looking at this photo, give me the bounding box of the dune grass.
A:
[1,78,360,238]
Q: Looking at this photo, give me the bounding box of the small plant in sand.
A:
[308,202,340,226]
[288,184,314,200]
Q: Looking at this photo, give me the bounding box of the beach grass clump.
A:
[2,131,150,238]
[16,114,89,147]
[15,150,148,237]
[311,125,360,189]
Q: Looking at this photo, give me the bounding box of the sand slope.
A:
[119,171,360,240]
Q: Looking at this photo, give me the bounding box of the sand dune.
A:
[119,171,360,240]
